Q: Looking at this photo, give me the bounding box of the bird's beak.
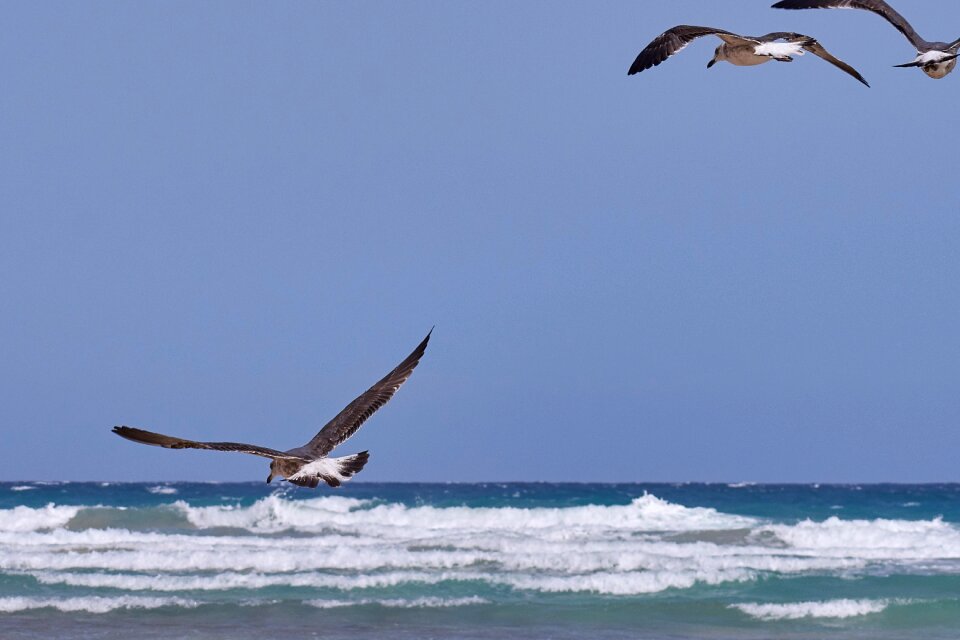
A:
[707,58,717,69]
[266,474,274,484]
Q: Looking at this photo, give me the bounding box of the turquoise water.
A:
[2,482,960,639]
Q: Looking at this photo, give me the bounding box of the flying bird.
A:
[772,0,960,79]
[628,25,869,86]
[112,330,431,488]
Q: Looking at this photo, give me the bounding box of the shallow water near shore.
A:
[2,482,960,639]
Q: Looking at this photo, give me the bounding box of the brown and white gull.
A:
[112,330,431,488]
[628,25,869,86]
[773,0,960,79]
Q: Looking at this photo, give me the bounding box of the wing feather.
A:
[628,25,745,75]
[803,39,871,86]
[772,0,927,49]
[299,330,431,458]
[759,32,870,85]
[112,426,304,460]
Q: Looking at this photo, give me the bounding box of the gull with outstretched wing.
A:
[113,330,431,488]
[773,0,960,78]
[628,25,869,86]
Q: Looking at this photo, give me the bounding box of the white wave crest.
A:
[759,517,960,559]
[10,485,37,492]
[306,596,488,609]
[0,596,199,614]
[0,504,80,532]
[731,599,891,620]
[4,494,960,598]
[176,492,754,535]
[176,495,372,531]
[147,486,178,495]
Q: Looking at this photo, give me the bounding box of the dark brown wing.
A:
[112,426,305,460]
[628,25,745,75]
[772,0,927,50]
[298,330,431,458]
[802,39,871,86]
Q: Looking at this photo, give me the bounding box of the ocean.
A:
[1,482,959,639]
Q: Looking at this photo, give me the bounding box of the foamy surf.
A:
[305,596,489,609]
[0,595,200,613]
[731,599,894,620]
[146,485,178,495]
[2,494,959,595]
[173,492,756,535]
[0,504,80,532]
[2,482,960,639]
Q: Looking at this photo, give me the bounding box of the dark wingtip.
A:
[417,329,433,353]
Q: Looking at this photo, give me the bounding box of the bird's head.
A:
[267,460,277,484]
[707,46,723,69]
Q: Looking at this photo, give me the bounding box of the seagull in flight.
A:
[113,330,431,488]
[628,25,869,86]
[772,0,960,79]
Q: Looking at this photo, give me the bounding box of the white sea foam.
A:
[759,517,960,559]
[10,485,37,492]
[28,570,477,592]
[147,485,178,495]
[175,492,755,535]
[731,599,891,620]
[176,495,372,531]
[0,504,80,532]
[306,596,488,609]
[504,568,755,595]
[0,596,199,613]
[3,494,960,598]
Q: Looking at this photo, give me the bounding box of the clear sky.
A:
[2,1,959,483]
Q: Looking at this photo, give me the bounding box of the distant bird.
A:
[772,0,960,79]
[113,330,431,488]
[628,25,869,86]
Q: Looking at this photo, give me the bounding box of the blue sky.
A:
[2,1,959,483]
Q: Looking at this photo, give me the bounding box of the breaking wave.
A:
[174,492,755,534]
[731,598,895,620]
[2,491,960,603]
[0,504,80,533]
[146,485,178,495]
[305,596,488,609]
[0,596,199,614]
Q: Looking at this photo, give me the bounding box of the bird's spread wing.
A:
[772,0,927,50]
[803,39,871,85]
[299,330,431,458]
[628,26,748,75]
[761,32,870,85]
[112,426,305,460]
